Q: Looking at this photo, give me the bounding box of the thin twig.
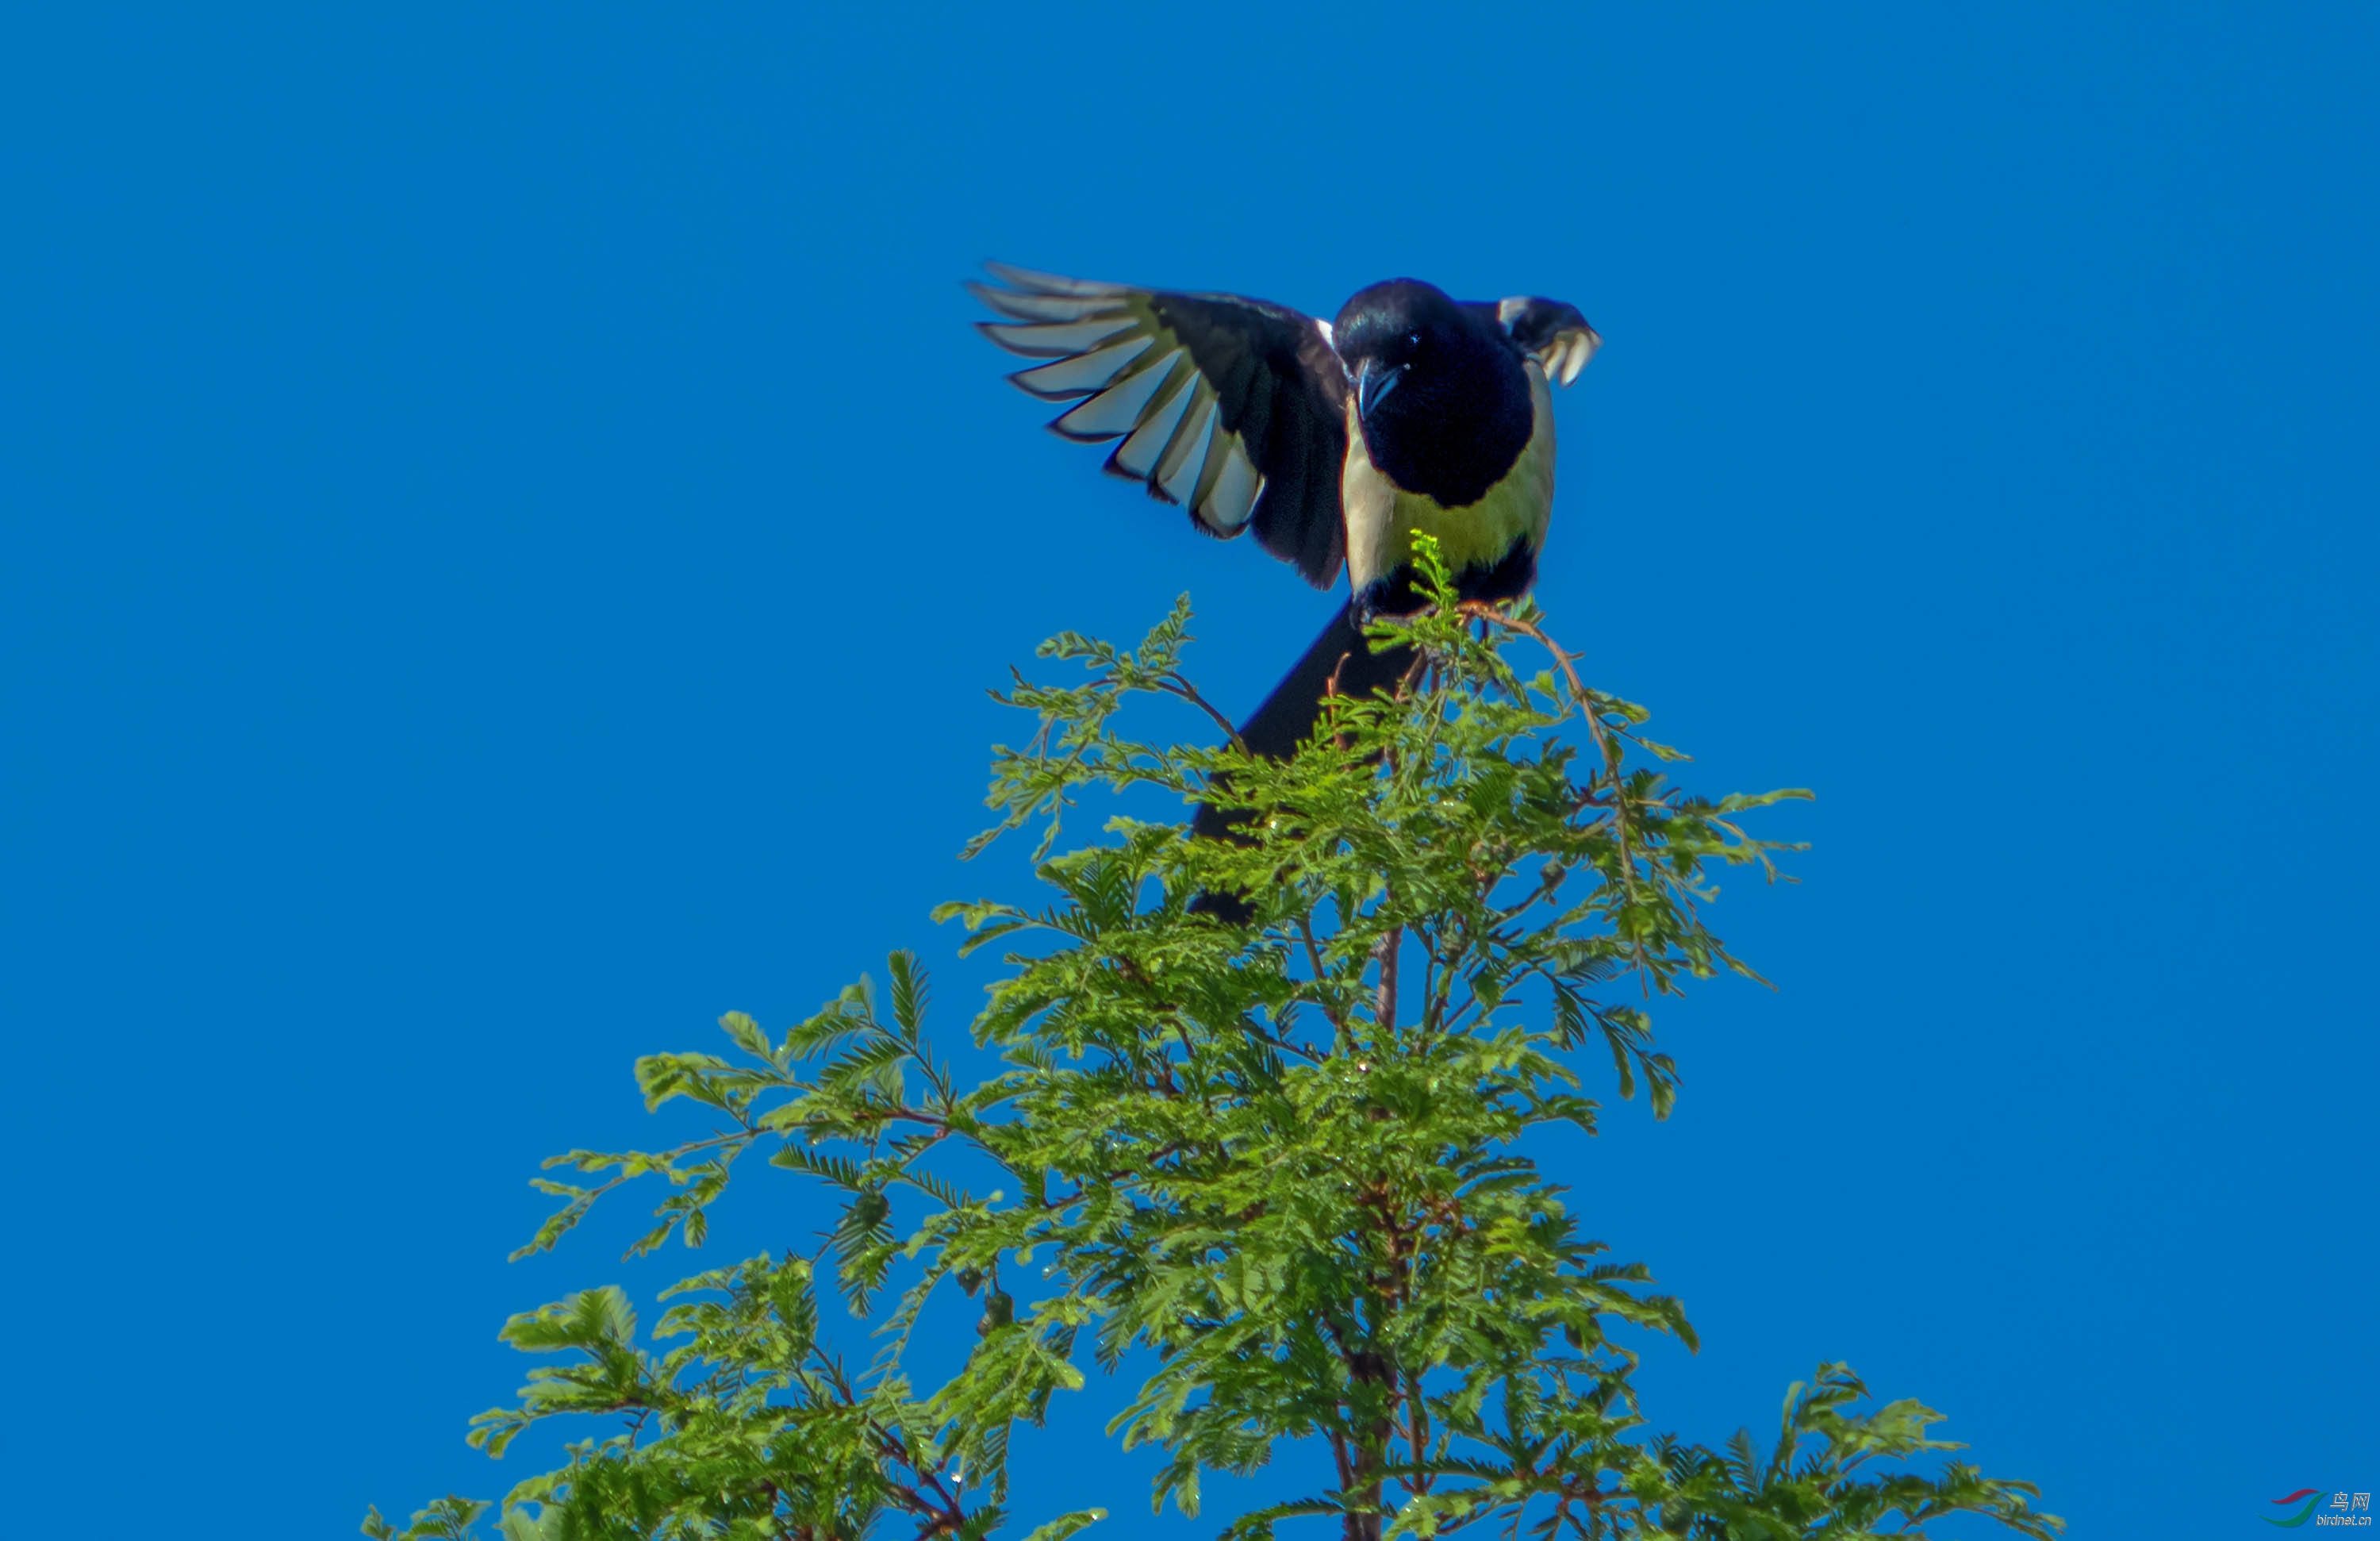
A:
[1157,673,1246,751]
[1296,914,1351,1040]
[1404,1370,1432,1495]
[1459,601,1651,974]
[1455,605,1615,768]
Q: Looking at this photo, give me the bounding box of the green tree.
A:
[370,540,2059,1541]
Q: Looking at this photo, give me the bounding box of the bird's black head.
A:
[1332,279,1475,420]
[1332,279,1532,507]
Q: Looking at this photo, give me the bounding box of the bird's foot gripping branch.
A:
[369,541,2059,1541]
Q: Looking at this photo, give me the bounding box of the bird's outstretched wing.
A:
[1489,297,1603,385]
[973,263,1350,589]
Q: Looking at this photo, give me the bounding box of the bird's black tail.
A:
[1188,604,1417,915]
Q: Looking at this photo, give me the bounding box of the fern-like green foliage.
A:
[370,541,2057,1541]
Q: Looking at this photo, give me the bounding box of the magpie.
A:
[974,264,1599,895]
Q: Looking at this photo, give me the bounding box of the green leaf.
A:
[1016,1508,1107,1541]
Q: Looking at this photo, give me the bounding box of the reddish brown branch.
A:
[1457,601,1650,970]
[1157,673,1246,751]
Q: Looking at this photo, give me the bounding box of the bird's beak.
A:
[1355,357,1402,421]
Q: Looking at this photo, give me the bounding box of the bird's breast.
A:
[1343,362,1557,597]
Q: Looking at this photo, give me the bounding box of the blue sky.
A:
[3,4,2374,1535]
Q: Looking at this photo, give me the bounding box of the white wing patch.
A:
[1006,333,1156,400]
[1495,296,1603,386]
[1543,326,1602,386]
[1050,350,1177,439]
[1154,388,1218,505]
[1198,436,1262,532]
[1108,365,1198,478]
[979,315,1140,357]
[975,263,1271,538]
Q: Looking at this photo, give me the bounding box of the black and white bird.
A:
[974,263,1600,844]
